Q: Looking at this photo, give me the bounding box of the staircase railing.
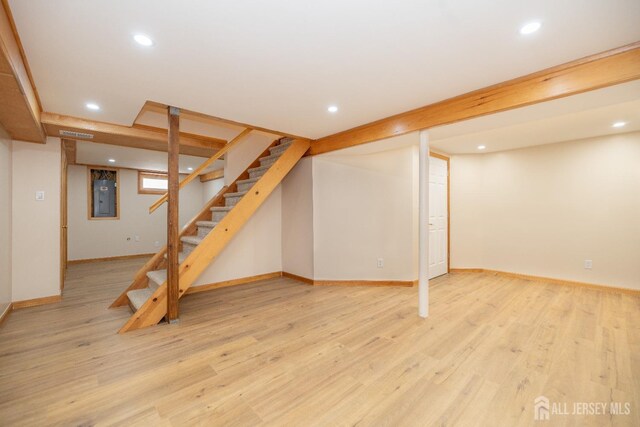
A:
[148,127,253,213]
[118,138,311,332]
[109,185,229,308]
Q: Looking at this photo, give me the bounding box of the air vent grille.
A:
[59,130,94,139]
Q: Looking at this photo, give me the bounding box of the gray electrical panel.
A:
[93,179,116,217]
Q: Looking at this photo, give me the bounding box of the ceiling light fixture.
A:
[520,21,541,35]
[134,34,154,46]
[86,103,100,111]
[108,159,116,163]
[327,105,338,113]
[612,121,627,128]
[477,145,486,150]
[187,167,193,171]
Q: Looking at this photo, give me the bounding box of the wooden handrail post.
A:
[148,127,253,213]
[166,106,180,323]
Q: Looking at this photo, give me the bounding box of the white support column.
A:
[418,130,430,318]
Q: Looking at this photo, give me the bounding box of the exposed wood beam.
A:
[166,106,180,323]
[142,100,311,141]
[132,123,227,147]
[0,0,45,142]
[1,0,42,110]
[149,128,252,213]
[311,42,640,155]
[41,112,225,157]
[199,168,224,182]
[61,139,76,164]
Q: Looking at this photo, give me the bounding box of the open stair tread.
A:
[211,206,233,212]
[270,139,293,150]
[196,220,218,228]
[127,288,154,311]
[248,164,271,174]
[224,190,249,198]
[237,176,260,186]
[146,269,167,286]
[181,235,204,245]
[259,152,282,162]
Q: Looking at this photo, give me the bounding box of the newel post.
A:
[167,106,180,323]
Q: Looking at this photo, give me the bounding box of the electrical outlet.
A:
[35,191,45,201]
[134,235,140,242]
[377,258,384,268]
[584,259,593,270]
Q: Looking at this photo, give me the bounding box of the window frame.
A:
[138,171,169,195]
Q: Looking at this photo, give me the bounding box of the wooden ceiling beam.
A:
[41,112,226,157]
[131,123,227,147]
[61,139,76,164]
[0,0,45,143]
[142,100,311,141]
[311,42,640,155]
[199,168,224,182]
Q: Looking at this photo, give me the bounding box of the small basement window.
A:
[138,171,168,195]
[88,167,119,220]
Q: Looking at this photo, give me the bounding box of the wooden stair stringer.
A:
[109,185,228,308]
[118,138,310,332]
[111,139,277,310]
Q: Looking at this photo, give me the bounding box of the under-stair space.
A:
[112,136,310,332]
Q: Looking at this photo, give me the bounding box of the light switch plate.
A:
[35,191,45,201]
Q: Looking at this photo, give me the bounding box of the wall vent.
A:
[59,130,94,139]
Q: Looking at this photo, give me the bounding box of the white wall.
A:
[67,166,204,260]
[281,157,314,279]
[194,133,283,287]
[224,134,275,185]
[0,126,12,313]
[312,133,420,281]
[450,131,640,290]
[12,138,61,301]
[202,177,225,204]
[194,187,282,286]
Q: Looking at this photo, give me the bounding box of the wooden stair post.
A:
[167,106,180,323]
[117,138,311,333]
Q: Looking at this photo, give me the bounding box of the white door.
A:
[429,156,448,278]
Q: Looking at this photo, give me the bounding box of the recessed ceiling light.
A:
[134,34,154,46]
[520,21,541,35]
[477,145,486,150]
[187,167,193,171]
[612,121,626,128]
[86,103,100,111]
[108,159,116,163]
[327,105,338,113]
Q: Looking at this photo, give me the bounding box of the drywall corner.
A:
[281,157,314,279]
[11,137,61,301]
[0,125,12,311]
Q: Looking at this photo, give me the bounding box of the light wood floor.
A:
[0,259,638,426]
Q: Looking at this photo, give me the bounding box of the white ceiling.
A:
[75,141,224,174]
[430,81,640,154]
[10,0,640,139]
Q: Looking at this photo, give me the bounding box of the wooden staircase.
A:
[110,137,310,333]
